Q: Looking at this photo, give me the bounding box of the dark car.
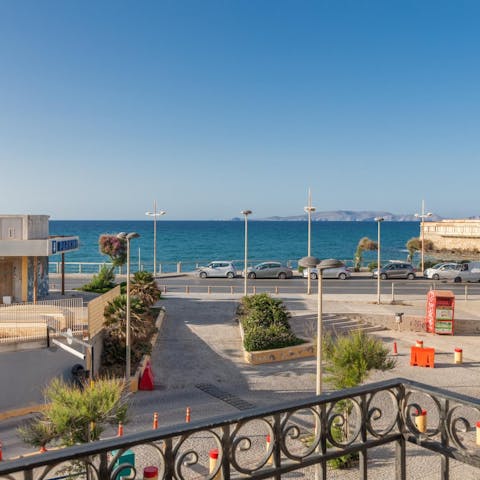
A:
[373,262,416,280]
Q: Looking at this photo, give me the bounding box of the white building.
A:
[0,215,79,303]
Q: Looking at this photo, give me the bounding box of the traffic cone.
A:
[139,362,154,391]
[153,412,158,429]
[186,407,191,423]
[392,341,398,356]
[117,422,124,437]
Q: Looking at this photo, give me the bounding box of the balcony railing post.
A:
[395,383,406,480]
[440,399,450,480]
[359,393,368,480]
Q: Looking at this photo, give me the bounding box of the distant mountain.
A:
[260,210,444,222]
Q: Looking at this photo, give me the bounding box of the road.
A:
[50,274,480,298]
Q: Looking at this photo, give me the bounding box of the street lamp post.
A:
[414,200,432,274]
[145,201,166,276]
[374,217,384,304]
[117,232,140,381]
[298,256,343,395]
[241,210,252,296]
[304,189,316,295]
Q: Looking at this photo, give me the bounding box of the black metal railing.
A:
[1,378,480,480]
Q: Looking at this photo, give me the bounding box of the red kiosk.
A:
[425,290,455,335]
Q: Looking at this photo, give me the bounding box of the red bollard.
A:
[39,445,47,453]
[117,422,124,437]
[143,466,159,479]
[0,441,3,461]
[186,407,191,423]
[153,412,158,429]
[393,341,398,356]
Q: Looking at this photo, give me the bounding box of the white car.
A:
[197,261,237,279]
[424,263,461,280]
[303,264,351,280]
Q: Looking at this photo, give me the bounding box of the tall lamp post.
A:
[145,201,166,276]
[414,200,432,274]
[304,189,316,295]
[241,210,252,296]
[117,231,140,381]
[374,217,384,304]
[299,256,343,395]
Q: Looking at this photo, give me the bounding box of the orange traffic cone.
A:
[186,407,191,423]
[139,362,154,391]
[117,422,124,437]
[393,341,398,356]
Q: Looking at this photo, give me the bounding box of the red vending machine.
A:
[425,290,455,335]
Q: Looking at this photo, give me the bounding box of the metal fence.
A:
[1,378,480,479]
[0,298,88,344]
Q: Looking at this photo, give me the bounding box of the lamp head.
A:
[126,232,140,240]
[374,217,384,222]
[426,212,432,217]
[241,210,252,216]
[117,232,127,239]
[304,206,316,213]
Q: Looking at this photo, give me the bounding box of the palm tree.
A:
[353,237,377,271]
[130,271,161,307]
[406,237,434,263]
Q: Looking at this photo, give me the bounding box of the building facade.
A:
[423,219,480,252]
[0,215,79,303]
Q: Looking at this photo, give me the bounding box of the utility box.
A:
[425,290,455,335]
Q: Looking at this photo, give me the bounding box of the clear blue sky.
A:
[1,1,478,220]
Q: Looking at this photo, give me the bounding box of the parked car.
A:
[197,261,237,279]
[303,264,351,280]
[247,262,293,279]
[453,262,480,283]
[424,263,461,280]
[372,262,416,280]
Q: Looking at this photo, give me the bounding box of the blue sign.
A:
[51,237,79,254]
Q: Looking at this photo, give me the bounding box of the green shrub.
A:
[367,261,378,271]
[79,265,116,293]
[239,294,302,352]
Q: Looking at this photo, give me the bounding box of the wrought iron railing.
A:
[1,378,480,479]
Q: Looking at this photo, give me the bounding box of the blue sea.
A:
[49,220,420,273]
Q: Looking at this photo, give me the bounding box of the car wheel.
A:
[338,273,347,280]
[407,273,415,280]
[380,273,387,280]
[432,274,440,280]
[226,272,234,279]
[310,272,318,280]
[199,272,207,279]
[454,276,462,283]
[248,272,256,279]
[278,272,287,279]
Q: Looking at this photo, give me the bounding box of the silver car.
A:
[197,261,237,279]
[303,264,351,280]
[424,263,461,280]
[247,262,293,279]
[373,262,416,280]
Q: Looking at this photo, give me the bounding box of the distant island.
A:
[233,210,444,222]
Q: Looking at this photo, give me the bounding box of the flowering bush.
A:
[99,235,127,266]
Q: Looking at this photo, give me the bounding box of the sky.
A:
[1,0,479,220]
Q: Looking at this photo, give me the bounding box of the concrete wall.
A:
[0,346,78,412]
[424,220,480,252]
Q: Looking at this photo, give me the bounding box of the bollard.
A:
[275,286,279,295]
[185,285,190,294]
[253,286,256,295]
[0,441,3,461]
[266,435,273,465]
[465,285,468,302]
[392,341,398,356]
[416,340,424,348]
[230,286,234,294]
[163,285,167,294]
[414,409,427,433]
[143,466,159,480]
[454,348,463,364]
[117,422,124,437]
[208,286,211,294]
[153,412,158,429]
[39,445,47,453]
[476,422,480,446]
[186,407,191,423]
[209,449,221,480]
[391,283,395,303]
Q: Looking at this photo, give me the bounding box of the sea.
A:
[49,220,420,273]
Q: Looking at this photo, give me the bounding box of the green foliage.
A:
[130,271,162,307]
[18,377,129,448]
[79,265,116,293]
[367,261,378,271]
[323,331,395,391]
[353,237,377,271]
[239,294,303,352]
